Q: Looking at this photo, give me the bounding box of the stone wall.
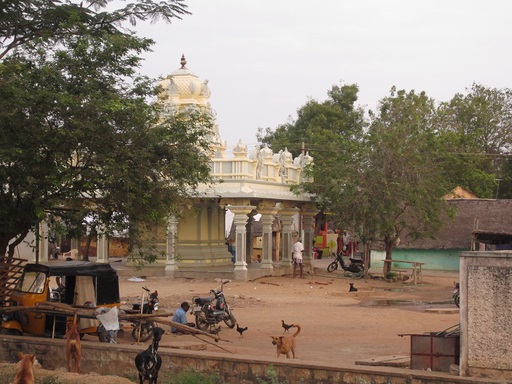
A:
[459,251,512,380]
[0,334,505,384]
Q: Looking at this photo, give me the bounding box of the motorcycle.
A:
[453,282,460,308]
[191,280,236,332]
[130,286,159,342]
[327,252,365,274]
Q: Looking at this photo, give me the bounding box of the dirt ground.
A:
[3,260,460,383]
[115,260,460,365]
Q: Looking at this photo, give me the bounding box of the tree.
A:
[498,158,512,199]
[258,83,373,265]
[363,88,454,273]
[0,0,190,60]
[438,83,512,198]
[261,86,456,274]
[257,84,365,157]
[0,1,214,260]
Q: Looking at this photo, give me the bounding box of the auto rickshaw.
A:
[1,260,120,341]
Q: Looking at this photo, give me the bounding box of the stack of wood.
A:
[0,301,226,343]
[0,301,171,320]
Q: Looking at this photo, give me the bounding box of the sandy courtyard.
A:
[114,260,460,366]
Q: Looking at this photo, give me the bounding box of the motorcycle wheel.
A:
[454,293,460,308]
[327,261,338,273]
[223,307,236,328]
[195,311,210,332]
[131,321,155,342]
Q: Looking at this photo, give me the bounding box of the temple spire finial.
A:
[180,54,187,69]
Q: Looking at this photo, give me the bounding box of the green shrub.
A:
[385,271,398,279]
[256,365,304,384]
[161,369,223,384]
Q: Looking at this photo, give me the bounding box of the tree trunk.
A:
[0,239,8,261]
[1,228,30,261]
[382,236,394,275]
[83,231,96,262]
[362,240,372,278]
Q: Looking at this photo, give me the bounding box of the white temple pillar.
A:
[69,238,80,260]
[38,220,49,263]
[165,216,179,275]
[228,205,256,281]
[280,207,300,266]
[301,205,319,274]
[259,205,279,270]
[96,227,109,263]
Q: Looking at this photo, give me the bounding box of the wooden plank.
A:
[355,355,410,367]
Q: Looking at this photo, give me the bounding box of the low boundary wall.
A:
[0,335,502,384]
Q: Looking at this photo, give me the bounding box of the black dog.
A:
[135,327,165,384]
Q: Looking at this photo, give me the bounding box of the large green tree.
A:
[261,86,456,273]
[258,83,373,264]
[257,84,366,157]
[309,88,454,273]
[0,0,190,59]
[437,83,512,198]
[362,89,454,272]
[0,1,215,260]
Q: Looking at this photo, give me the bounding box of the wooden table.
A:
[383,259,425,284]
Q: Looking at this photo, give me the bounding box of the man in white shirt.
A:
[292,239,305,278]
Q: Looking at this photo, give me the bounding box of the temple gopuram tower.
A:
[137,56,316,281]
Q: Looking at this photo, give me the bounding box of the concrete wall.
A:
[371,249,461,271]
[0,335,505,384]
[460,251,512,380]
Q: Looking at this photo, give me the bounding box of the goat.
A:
[135,327,165,384]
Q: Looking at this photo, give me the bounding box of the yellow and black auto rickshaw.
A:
[1,260,120,341]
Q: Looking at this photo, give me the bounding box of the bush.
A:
[161,369,223,384]
[385,271,398,279]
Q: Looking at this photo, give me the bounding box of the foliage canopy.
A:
[259,82,512,267]
[0,0,214,260]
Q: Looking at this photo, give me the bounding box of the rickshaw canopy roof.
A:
[24,261,119,279]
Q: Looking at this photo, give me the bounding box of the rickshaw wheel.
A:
[0,328,22,336]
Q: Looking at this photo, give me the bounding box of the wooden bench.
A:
[383,260,425,284]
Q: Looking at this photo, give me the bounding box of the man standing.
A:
[292,238,305,278]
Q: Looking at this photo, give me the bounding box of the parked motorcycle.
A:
[327,252,365,274]
[453,282,460,308]
[131,286,159,342]
[191,280,236,332]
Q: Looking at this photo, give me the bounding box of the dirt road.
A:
[116,261,460,366]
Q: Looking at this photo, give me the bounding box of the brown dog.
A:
[66,314,82,373]
[270,324,301,358]
[13,352,36,384]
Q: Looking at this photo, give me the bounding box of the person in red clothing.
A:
[336,231,345,255]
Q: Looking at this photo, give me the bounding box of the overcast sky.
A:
[134,1,512,150]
